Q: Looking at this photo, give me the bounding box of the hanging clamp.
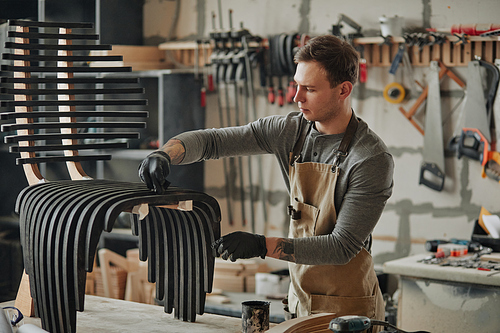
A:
[452,33,469,45]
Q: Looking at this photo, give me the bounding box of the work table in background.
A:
[383,253,500,333]
[383,253,500,286]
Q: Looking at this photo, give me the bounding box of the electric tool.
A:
[329,315,431,333]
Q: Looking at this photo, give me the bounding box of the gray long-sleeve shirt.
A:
[175,111,394,265]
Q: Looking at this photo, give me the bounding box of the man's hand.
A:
[212,231,267,262]
[138,151,171,194]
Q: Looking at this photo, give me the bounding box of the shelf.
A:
[353,36,500,67]
[354,35,500,45]
[158,35,500,69]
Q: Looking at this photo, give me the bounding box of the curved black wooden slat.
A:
[189,209,208,314]
[136,208,148,262]
[150,207,164,299]
[184,211,201,318]
[3,121,146,132]
[11,142,128,153]
[17,155,113,165]
[194,206,216,294]
[1,87,144,95]
[130,212,139,236]
[5,42,111,51]
[1,111,148,120]
[8,31,99,40]
[166,209,182,319]
[158,208,176,314]
[175,210,189,321]
[1,77,138,84]
[1,65,132,73]
[2,53,123,62]
[5,132,140,143]
[161,208,178,314]
[1,99,146,107]
[145,202,156,284]
[9,20,94,29]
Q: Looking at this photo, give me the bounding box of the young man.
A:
[139,35,394,324]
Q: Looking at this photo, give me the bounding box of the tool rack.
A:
[157,35,500,70]
[159,41,213,68]
[354,35,500,67]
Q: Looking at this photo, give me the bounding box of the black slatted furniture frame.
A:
[0,20,221,333]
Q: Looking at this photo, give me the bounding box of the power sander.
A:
[329,315,431,333]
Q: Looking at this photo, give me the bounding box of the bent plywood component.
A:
[1,20,221,333]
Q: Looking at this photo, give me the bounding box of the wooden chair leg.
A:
[14,270,35,317]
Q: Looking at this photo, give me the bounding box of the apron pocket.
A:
[291,200,319,238]
[310,294,376,319]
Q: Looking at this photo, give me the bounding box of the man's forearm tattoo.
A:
[164,139,185,164]
[274,239,295,262]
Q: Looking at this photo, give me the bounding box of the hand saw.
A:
[457,59,499,170]
[419,61,445,191]
[483,59,500,181]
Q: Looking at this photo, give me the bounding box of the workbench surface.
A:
[382,253,500,333]
[383,253,500,287]
[2,295,276,332]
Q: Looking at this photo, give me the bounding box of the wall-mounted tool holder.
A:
[159,41,213,68]
[354,35,500,67]
[159,34,500,71]
[89,45,173,71]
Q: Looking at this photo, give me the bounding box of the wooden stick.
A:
[14,271,35,317]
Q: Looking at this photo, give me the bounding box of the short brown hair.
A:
[294,35,359,87]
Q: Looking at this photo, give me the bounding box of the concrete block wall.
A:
[143,0,500,269]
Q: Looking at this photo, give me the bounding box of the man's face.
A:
[293,61,342,125]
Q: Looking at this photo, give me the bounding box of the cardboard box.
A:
[212,259,258,293]
[255,272,290,297]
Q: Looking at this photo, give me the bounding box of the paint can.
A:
[241,300,270,333]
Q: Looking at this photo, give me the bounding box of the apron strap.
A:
[332,110,359,167]
[290,116,312,166]
[290,110,359,167]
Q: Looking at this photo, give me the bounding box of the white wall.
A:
[144,0,500,269]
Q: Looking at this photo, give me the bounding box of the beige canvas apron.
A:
[286,114,385,325]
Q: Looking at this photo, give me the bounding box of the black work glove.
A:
[138,151,171,194]
[211,231,267,262]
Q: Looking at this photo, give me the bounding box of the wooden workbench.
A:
[2,295,268,332]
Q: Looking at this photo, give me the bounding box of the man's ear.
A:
[339,81,353,100]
